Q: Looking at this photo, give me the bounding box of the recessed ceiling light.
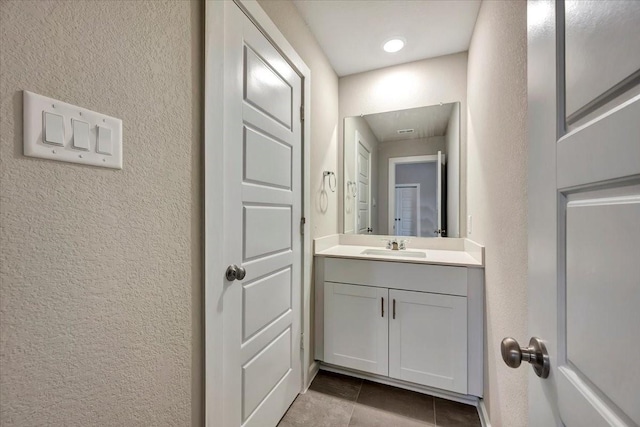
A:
[383,38,405,53]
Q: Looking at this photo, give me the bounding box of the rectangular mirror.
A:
[343,102,461,237]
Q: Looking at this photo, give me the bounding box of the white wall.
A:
[377,136,445,235]
[466,1,528,426]
[0,1,203,425]
[258,0,340,240]
[445,103,461,237]
[339,52,468,236]
[343,117,379,234]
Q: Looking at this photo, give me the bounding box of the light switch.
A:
[72,119,90,151]
[24,91,123,169]
[96,126,113,155]
[43,112,64,146]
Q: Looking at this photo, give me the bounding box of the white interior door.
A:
[527,1,640,426]
[389,289,467,394]
[324,282,388,375]
[356,135,371,234]
[395,185,419,236]
[223,4,302,426]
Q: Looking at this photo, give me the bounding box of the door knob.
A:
[225,264,246,281]
[501,337,550,378]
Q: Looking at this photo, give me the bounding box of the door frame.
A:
[388,155,444,235]
[355,130,372,233]
[394,184,421,236]
[204,1,312,426]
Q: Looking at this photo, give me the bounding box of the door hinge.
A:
[300,216,306,235]
[300,333,304,350]
[300,105,304,123]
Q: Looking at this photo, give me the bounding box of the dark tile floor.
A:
[278,371,482,427]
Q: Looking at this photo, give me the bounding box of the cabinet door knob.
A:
[381,297,384,317]
[392,299,396,319]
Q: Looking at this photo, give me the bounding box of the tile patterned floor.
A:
[278,371,482,427]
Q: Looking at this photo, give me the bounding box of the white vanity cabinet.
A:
[315,257,484,398]
[324,283,388,375]
[389,289,467,394]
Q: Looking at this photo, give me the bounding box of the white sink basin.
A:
[360,249,426,258]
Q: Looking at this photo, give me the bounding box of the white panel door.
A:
[564,0,640,122]
[324,282,388,376]
[389,289,467,394]
[395,186,418,236]
[356,133,371,234]
[528,1,640,426]
[223,4,302,427]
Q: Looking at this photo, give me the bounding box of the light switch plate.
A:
[23,90,123,169]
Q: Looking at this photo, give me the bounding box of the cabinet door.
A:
[389,289,467,394]
[324,282,388,375]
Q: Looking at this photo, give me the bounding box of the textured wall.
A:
[339,53,468,236]
[258,0,340,240]
[0,1,203,425]
[466,1,528,425]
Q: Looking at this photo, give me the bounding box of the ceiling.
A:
[292,0,482,77]
[363,103,454,143]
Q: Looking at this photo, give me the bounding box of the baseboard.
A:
[477,399,491,427]
[319,363,479,406]
[303,361,320,393]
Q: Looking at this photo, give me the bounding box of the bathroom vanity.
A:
[314,234,484,401]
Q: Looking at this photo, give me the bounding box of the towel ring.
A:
[323,171,336,192]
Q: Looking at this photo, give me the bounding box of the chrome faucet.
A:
[386,238,408,251]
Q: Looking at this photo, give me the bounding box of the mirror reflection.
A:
[343,102,460,238]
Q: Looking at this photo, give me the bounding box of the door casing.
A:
[204,1,312,425]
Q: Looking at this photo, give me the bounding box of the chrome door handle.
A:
[225,264,246,281]
[501,337,550,378]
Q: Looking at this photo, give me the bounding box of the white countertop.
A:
[314,235,484,268]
